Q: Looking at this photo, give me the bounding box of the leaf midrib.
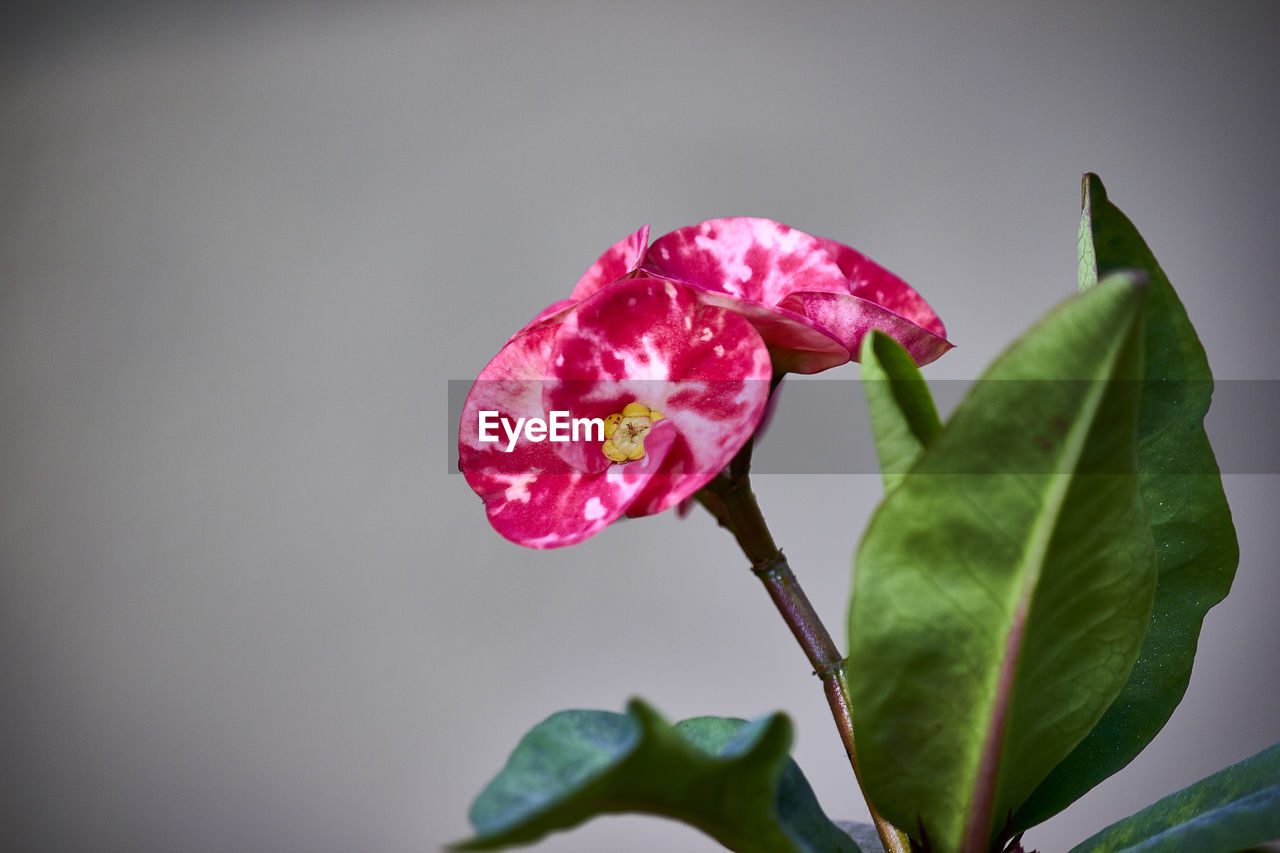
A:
[960,328,1134,852]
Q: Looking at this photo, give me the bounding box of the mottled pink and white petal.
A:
[624,374,763,516]
[461,323,561,419]
[533,376,616,476]
[459,324,558,491]
[476,425,674,548]
[691,290,850,374]
[778,291,954,367]
[812,237,947,338]
[570,224,650,301]
[539,278,689,472]
[459,323,676,548]
[509,298,576,341]
[544,277,771,509]
[642,217,850,305]
[546,277,773,392]
[549,278,712,387]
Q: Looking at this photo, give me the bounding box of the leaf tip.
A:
[1082,172,1106,204]
[1099,267,1150,296]
[624,696,663,726]
[860,328,888,363]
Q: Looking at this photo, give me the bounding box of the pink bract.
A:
[642,217,951,373]
[560,218,950,374]
[459,277,772,549]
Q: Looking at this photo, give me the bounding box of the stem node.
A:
[698,452,916,853]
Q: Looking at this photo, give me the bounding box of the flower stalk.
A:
[701,444,915,853]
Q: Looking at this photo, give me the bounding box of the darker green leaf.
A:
[847,275,1156,853]
[837,821,889,851]
[454,699,863,853]
[860,329,943,491]
[1068,741,1280,853]
[1012,173,1241,832]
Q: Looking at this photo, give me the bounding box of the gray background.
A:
[3,2,1278,851]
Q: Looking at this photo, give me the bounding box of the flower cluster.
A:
[459,218,949,548]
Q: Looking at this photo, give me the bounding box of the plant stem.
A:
[702,467,915,853]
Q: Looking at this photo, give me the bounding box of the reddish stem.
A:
[703,467,914,853]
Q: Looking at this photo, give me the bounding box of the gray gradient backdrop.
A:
[3,2,1278,851]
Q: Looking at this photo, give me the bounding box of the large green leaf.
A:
[1011,174,1241,831]
[846,275,1156,853]
[860,329,943,492]
[454,699,863,853]
[1068,741,1280,853]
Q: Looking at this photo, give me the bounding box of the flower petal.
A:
[778,290,954,367]
[642,217,850,305]
[569,224,650,301]
[459,323,674,548]
[812,236,947,338]
[466,429,675,549]
[641,218,951,374]
[508,298,576,341]
[544,277,772,513]
[691,290,849,374]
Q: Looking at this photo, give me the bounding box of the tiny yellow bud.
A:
[603,413,623,438]
[602,439,629,462]
[621,402,651,418]
[626,443,646,461]
[648,410,665,422]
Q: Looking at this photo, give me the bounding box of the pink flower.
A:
[459,277,772,548]
[574,219,951,374]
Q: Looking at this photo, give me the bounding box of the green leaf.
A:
[860,329,943,491]
[837,821,889,851]
[1068,741,1280,853]
[1011,174,1241,831]
[454,699,863,853]
[846,275,1156,853]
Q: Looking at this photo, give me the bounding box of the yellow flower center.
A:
[602,401,665,463]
